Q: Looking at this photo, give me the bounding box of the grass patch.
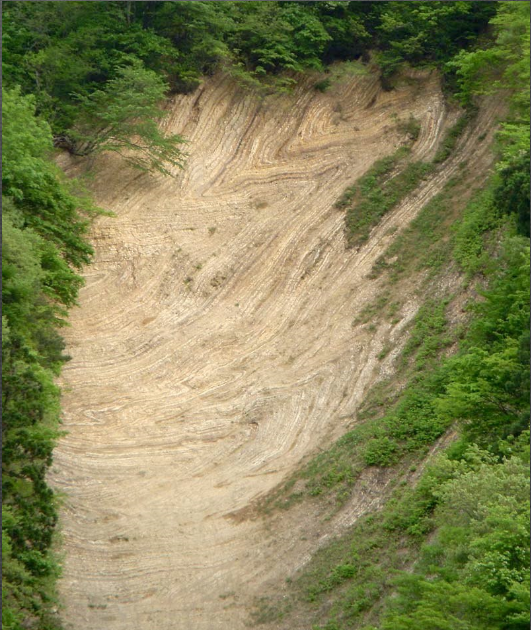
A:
[337,147,433,248]
[397,114,421,141]
[353,293,401,328]
[433,108,477,164]
[400,298,453,369]
[369,171,468,283]
[369,160,499,286]
[329,60,370,82]
[353,291,390,324]
[314,78,332,92]
[250,596,291,624]
[336,147,410,212]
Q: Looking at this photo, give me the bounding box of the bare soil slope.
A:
[51,70,498,630]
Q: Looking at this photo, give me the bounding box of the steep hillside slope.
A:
[50,70,498,630]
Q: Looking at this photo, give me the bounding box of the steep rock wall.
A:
[51,70,498,630]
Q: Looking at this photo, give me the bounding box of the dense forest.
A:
[2,2,529,629]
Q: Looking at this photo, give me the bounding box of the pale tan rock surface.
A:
[50,70,499,630]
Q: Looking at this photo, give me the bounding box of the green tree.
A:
[2,85,98,630]
[437,239,530,446]
[375,1,496,78]
[493,153,530,236]
[381,444,530,630]
[452,2,530,235]
[69,60,186,176]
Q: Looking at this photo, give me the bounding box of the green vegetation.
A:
[2,88,101,629]
[344,158,433,247]
[369,166,503,284]
[371,174,465,282]
[290,436,529,630]
[2,2,527,629]
[453,0,530,239]
[2,1,494,145]
[433,108,477,164]
[439,239,530,449]
[335,146,439,249]
[374,1,497,81]
[3,5,187,176]
[68,61,186,175]
[377,438,529,630]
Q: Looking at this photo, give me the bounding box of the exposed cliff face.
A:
[50,69,498,630]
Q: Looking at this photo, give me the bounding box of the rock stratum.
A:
[51,69,499,629]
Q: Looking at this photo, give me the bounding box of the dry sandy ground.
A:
[50,69,500,630]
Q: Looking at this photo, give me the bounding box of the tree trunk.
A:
[53,135,76,153]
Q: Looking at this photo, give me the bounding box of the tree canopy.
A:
[2,86,100,630]
[2,1,496,166]
[70,60,187,175]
